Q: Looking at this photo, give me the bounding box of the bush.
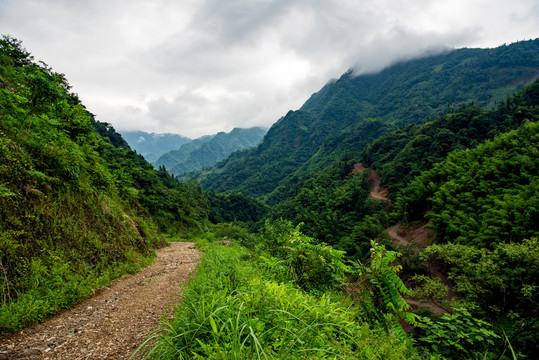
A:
[140,243,421,359]
[258,220,349,291]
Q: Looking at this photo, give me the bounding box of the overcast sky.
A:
[1,0,538,138]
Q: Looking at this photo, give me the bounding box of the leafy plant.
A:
[350,241,418,344]
[259,220,349,291]
[140,241,421,359]
[0,36,209,332]
[415,307,499,359]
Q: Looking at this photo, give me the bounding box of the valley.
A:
[0,35,538,359]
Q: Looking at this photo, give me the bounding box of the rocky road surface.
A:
[0,242,201,360]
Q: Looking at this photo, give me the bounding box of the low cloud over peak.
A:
[1,0,537,137]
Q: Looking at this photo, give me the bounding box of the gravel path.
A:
[0,242,201,360]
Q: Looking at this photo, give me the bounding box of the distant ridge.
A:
[121,131,192,163]
[156,127,267,175]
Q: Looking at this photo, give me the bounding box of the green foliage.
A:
[196,40,539,204]
[420,239,539,358]
[416,307,499,359]
[422,239,539,311]
[350,241,418,344]
[0,36,209,332]
[0,35,33,67]
[265,118,391,207]
[209,222,259,250]
[410,275,449,304]
[394,120,538,247]
[259,220,350,292]
[141,241,420,359]
[338,211,389,259]
[362,80,539,197]
[207,191,267,230]
[268,155,377,248]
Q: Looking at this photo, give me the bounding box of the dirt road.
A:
[352,163,389,202]
[0,242,201,360]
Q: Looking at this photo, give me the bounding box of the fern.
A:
[351,241,419,344]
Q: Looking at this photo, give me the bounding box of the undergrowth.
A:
[138,223,423,359]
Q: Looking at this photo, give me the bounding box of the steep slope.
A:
[196,39,539,201]
[0,36,208,332]
[121,130,192,163]
[393,120,539,247]
[269,81,538,257]
[156,127,267,175]
[361,79,539,196]
[391,121,539,358]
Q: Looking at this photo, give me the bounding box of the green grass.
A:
[0,252,155,332]
[138,242,421,359]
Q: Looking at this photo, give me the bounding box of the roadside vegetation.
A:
[0,35,207,332]
[1,36,537,359]
[139,222,424,359]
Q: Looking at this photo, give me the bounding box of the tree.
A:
[0,35,33,67]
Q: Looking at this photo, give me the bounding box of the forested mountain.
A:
[121,130,192,163]
[361,79,539,196]
[155,127,267,175]
[195,39,539,203]
[2,34,538,359]
[271,81,538,253]
[392,120,539,357]
[0,36,208,331]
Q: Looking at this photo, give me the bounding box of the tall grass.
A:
[139,241,419,359]
[0,251,155,332]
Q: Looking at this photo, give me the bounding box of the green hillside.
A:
[271,81,538,254]
[2,34,539,359]
[0,36,208,331]
[156,127,267,175]
[394,120,538,247]
[361,79,539,196]
[392,120,539,358]
[154,134,213,170]
[195,40,539,202]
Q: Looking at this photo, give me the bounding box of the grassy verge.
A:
[0,251,156,332]
[139,230,421,359]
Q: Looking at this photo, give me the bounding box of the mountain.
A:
[270,80,538,252]
[194,39,539,203]
[121,130,192,163]
[2,34,538,359]
[261,80,539,359]
[154,134,214,170]
[156,127,267,175]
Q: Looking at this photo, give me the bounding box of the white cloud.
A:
[0,0,538,137]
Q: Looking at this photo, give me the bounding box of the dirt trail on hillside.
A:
[353,163,389,202]
[385,224,453,315]
[367,169,389,201]
[0,242,201,360]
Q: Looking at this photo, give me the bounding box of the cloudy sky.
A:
[1,0,538,138]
